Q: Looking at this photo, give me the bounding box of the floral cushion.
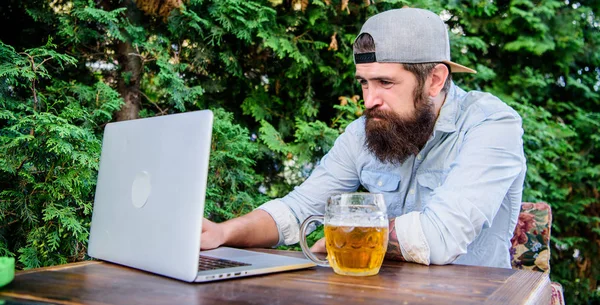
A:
[510,202,565,305]
[510,202,552,272]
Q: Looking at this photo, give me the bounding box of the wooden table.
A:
[0,249,550,305]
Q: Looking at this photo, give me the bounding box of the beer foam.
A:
[326,212,388,227]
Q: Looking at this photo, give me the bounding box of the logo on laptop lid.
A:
[131,171,151,208]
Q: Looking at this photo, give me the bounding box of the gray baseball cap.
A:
[354,8,476,73]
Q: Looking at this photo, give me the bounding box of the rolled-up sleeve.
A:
[257,199,300,246]
[395,110,525,265]
[394,212,431,265]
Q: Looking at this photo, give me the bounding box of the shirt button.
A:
[377,180,383,187]
[409,188,415,195]
[416,154,422,161]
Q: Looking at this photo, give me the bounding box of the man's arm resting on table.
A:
[201,209,279,250]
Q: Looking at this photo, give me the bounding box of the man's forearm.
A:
[385,218,406,261]
[221,209,280,248]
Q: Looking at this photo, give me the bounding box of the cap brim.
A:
[444,61,477,74]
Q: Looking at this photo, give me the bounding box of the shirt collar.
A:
[433,82,462,133]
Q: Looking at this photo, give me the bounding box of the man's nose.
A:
[363,88,383,109]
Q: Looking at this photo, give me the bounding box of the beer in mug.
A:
[299,193,389,276]
[324,224,388,276]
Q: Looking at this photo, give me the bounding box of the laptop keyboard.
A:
[198,255,251,271]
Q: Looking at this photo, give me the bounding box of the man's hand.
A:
[200,218,227,250]
[385,218,406,261]
[310,237,327,253]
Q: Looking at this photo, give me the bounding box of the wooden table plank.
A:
[0,249,550,305]
[485,268,551,305]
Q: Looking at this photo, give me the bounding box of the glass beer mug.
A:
[299,193,389,276]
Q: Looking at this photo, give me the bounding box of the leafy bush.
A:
[0,41,122,267]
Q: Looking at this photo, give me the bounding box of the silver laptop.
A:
[88,110,315,282]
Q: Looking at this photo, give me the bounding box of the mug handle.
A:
[299,215,329,267]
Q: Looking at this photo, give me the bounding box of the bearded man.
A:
[201,8,526,268]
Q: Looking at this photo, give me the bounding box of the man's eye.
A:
[359,80,368,87]
[380,80,393,88]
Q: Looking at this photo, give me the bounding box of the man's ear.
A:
[428,64,449,97]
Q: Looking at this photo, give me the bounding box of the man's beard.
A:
[364,88,436,165]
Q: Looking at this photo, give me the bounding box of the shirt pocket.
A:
[416,172,444,207]
[360,169,401,193]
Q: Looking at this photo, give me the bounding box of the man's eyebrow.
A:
[354,75,395,82]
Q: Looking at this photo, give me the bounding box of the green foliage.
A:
[140,36,205,113]
[204,108,269,222]
[0,42,123,267]
[1,0,598,303]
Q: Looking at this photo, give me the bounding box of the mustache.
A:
[364,107,397,120]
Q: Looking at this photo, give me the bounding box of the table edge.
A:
[523,272,552,305]
[485,269,551,305]
[15,260,103,275]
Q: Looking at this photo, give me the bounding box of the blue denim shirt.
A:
[258,83,526,268]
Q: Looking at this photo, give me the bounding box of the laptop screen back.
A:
[88,110,213,281]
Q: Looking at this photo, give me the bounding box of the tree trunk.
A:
[114,0,143,121]
[115,39,142,121]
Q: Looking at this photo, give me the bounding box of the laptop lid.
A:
[88,110,213,282]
